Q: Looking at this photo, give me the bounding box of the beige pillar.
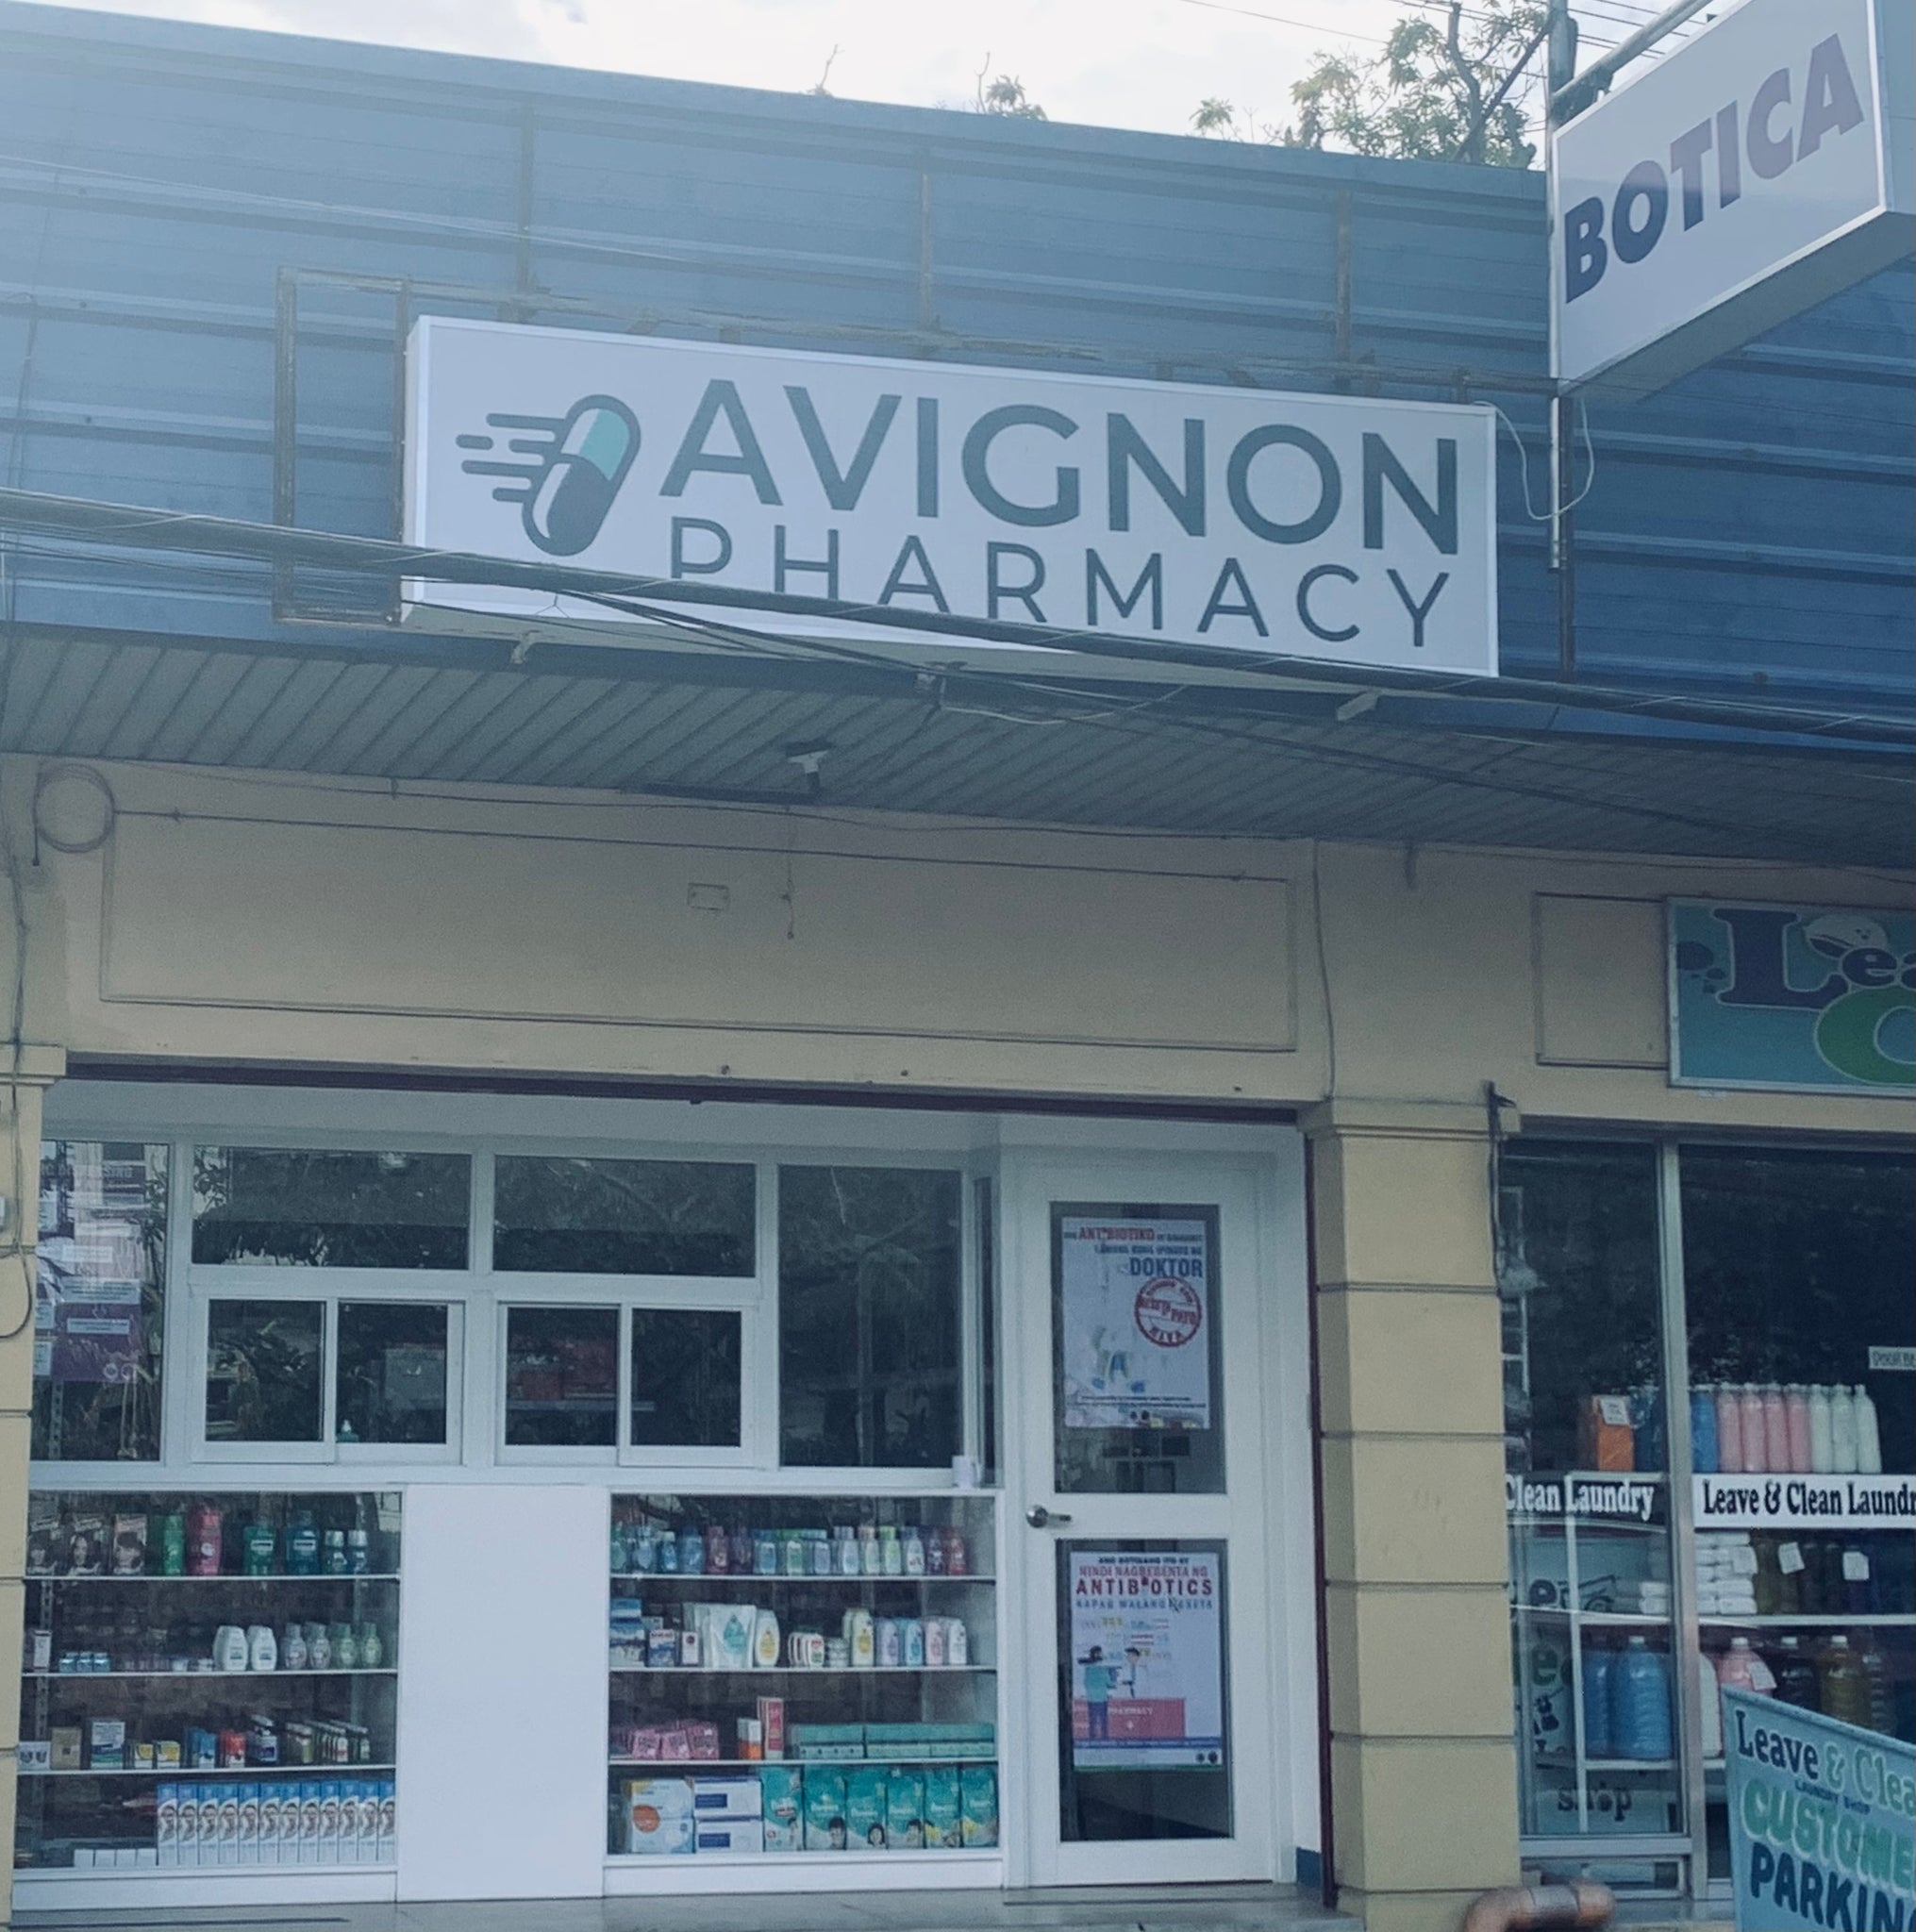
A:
[1303,1099,1518,1932]
[0,1049,60,1925]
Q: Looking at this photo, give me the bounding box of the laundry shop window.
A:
[777,1165,963,1470]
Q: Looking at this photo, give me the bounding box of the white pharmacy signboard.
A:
[1552,0,1914,396]
[405,317,1497,674]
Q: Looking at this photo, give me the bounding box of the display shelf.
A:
[609,1664,995,1677]
[23,1761,395,1779]
[1513,1606,1672,1626]
[25,1573,400,1585]
[613,1573,995,1588]
[604,1846,1001,1869]
[1697,1612,1912,1627]
[608,1755,997,1768]
[1537,1751,1678,1772]
[27,1668,397,1681]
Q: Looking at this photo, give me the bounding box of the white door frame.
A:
[997,1141,1309,1889]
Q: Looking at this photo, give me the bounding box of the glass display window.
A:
[605,1491,998,1862]
[494,1156,756,1276]
[35,1141,170,1465]
[192,1147,470,1270]
[15,1489,401,1877]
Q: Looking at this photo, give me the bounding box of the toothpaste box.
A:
[257,1784,285,1866]
[236,1785,260,1865]
[298,1780,323,1865]
[215,1783,242,1866]
[377,1779,396,1864]
[759,1765,803,1851]
[317,1780,342,1863]
[756,1696,786,1759]
[156,1784,180,1868]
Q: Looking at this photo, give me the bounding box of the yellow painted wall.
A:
[19,757,1914,1134]
[8,754,1911,1929]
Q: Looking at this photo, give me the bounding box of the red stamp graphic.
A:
[1133,1276,1202,1348]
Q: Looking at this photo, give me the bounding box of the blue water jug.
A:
[1629,1386,1665,1471]
[1690,1388,1720,1474]
[1610,1636,1673,1760]
[1580,1644,1613,1758]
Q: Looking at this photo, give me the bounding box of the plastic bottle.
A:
[752,1607,781,1669]
[1785,1386,1813,1474]
[1830,1385,1859,1475]
[247,1624,278,1673]
[1698,1653,1724,1760]
[1629,1386,1664,1471]
[285,1512,319,1577]
[1690,1388,1720,1474]
[1858,1639,1895,1737]
[1715,1636,1775,1702]
[1739,1385,1769,1474]
[1817,1635,1870,1728]
[1716,1382,1745,1473]
[1852,1386,1882,1476]
[358,1624,384,1670]
[1610,1636,1674,1761]
[1581,1643,1614,1758]
[1808,1385,1835,1474]
[1771,1637,1819,1710]
[1841,1543,1873,1615]
[281,1624,308,1671]
[1762,1385,1791,1474]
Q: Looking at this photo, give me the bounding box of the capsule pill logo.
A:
[456,394,641,556]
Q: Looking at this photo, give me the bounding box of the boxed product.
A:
[156,1783,181,1867]
[959,1766,998,1848]
[802,1767,847,1850]
[298,1780,323,1864]
[757,1696,786,1758]
[1576,1394,1635,1472]
[89,1719,126,1771]
[759,1765,803,1851]
[922,1766,961,1848]
[886,1767,926,1849]
[110,1511,148,1575]
[377,1780,396,1864]
[845,1766,888,1849]
[317,1781,342,1863]
[692,1775,762,1819]
[791,1722,865,1760]
[237,1785,260,1865]
[258,1785,286,1866]
[16,1740,49,1774]
[624,1776,696,1856]
[694,1820,764,1854]
[216,1783,242,1866]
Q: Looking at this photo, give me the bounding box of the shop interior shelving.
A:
[605,1491,1000,1865]
[15,1491,401,1878]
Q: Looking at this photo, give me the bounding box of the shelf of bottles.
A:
[15,1491,401,1875]
[606,1492,999,1859]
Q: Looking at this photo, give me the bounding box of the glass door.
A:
[1007,1158,1275,1887]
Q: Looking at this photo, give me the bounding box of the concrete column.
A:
[1302,1099,1518,1932]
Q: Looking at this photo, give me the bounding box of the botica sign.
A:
[1552,0,1913,396]
[404,317,1497,674]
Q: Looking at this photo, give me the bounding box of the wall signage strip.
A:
[404,316,1498,675]
[1694,1473,1915,1531]
[1551,0,1914,398]
[1668,900,1916,1094]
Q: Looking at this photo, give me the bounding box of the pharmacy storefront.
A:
[18,1075,1315,1909]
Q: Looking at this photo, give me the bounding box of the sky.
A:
[5,0,1602,142]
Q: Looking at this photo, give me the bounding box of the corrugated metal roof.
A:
[4,631,1906,868]
[0,4,1908,724]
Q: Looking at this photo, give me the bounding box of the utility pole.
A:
[1545,0,1579,681]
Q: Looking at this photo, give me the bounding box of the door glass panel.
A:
[1051,1205,1224,1495]
[1056,1540,1231,1841]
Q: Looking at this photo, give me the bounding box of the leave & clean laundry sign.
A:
[405,318,1497,674]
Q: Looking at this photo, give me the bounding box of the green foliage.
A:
[1275,0,1547,167]
[979,73,1047,120]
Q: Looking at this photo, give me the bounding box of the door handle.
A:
[1025,1505,1073,1528]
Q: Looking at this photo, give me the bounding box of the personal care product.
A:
[958,1765,999,1847]
[1808,1384,1835,1473]
[1829,1385,1859,1474]
[803,1767,848,1850]
[110,1511,148,1575]
[1716,1382,1745,1473]
[696,1820,764,1853]
[922,1765,961,1846]
[887,1767,926,1848]
[752,1607,782,1669]
[1785,1385,1812,1473]
[1852,1385,1882,1474]
[1739,1385,1767,1474]
[248,1624,278,1672]
[757,1696,785,1758]
[1761,1384,1790,1474]
[187,1503,224,1575]
[759,1765,803,1849]
[846,1765,888,1848]
[692,1775,763,1819]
